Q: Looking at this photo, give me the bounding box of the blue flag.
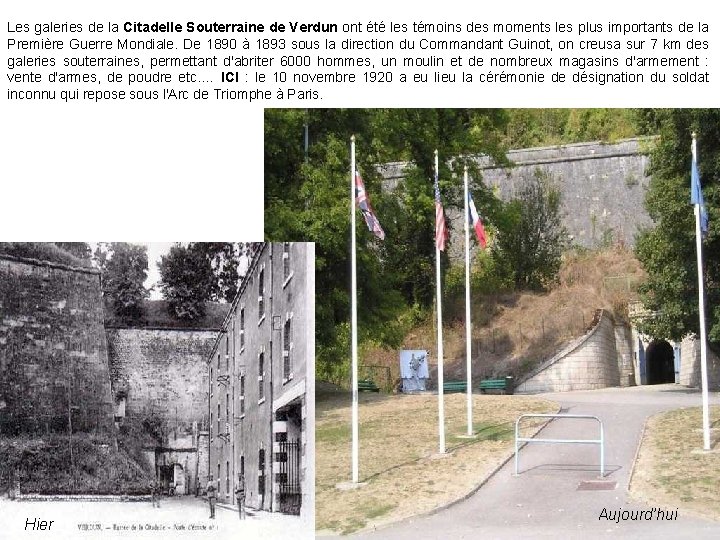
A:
[691,147,709,235]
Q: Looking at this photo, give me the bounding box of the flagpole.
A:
[464,165,473,436]
[350,135,360,481]
[692,133,711,451]
[435,149,446,454]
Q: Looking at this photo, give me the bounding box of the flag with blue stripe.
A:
[691,146,709,235]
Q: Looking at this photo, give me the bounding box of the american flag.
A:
[355,172,385,240]
[434,170,448,251]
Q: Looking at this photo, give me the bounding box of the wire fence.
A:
[472,308,597,356]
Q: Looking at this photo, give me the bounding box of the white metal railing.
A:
[514,414,604,477]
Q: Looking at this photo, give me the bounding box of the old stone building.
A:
[207,242,314,519]
[106,301,227,495]
[1,248,227,496]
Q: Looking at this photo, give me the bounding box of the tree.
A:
[492,169,567,290]
[99,243,150,319]
[157,243,245,320]
[187,242,246,303]
[264,108,510,378]
[501,109,638,149]
[158,244,216,321]
[634,109,719,342]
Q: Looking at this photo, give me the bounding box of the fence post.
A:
[514,417,520,475]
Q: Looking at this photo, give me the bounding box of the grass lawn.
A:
[631,406,720,521]
[316,388,556,535]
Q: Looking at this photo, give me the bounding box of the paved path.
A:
[0,495,312,540]
[351,385,720,539]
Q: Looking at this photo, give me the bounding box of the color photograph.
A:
[264,109,720,538]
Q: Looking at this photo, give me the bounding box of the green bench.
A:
[479,378,514,395]
[358,379,380,392]
[443,381,467,393]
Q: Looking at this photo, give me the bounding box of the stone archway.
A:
[645,340,675,384]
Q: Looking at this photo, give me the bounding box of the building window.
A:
[240,308,245,349]
[283,242,291,282]
[240,456,245,476]
[217,463,221,494]
[226,460,230,494]
[217,352,220,371]
[240,374,245,415]
[283,317,292,381]
[217,403,221,435]
[258,269,265,321]
[258,352,265,401]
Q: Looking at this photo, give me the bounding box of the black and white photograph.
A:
[0,242,314,539]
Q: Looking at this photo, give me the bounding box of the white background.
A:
[1,1,717,241]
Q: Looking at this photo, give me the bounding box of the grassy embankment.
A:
[631,406,720,520]
[360,247,644,390]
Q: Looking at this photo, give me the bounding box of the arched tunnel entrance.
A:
[645,340,675,384]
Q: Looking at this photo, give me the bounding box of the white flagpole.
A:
[435,150,446,454]
[692,133,711,451]
[464,165,473,436]
[350,135,360,481]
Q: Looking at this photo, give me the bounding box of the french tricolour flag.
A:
[468,192,487,248]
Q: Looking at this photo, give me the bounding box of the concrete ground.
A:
[0,495,313,540]
[346,384,720,539]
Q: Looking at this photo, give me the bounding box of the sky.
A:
[144,242,175,299]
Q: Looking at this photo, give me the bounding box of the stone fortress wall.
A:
[380,138,654,259]
[0,251,225,494]
[106,327,217,429]
[0,254,114,434]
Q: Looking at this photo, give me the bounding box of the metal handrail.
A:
[514,413,604,477]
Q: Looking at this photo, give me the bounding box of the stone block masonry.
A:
[480,139,652,249]
[515,310,625,394]
[380,138,653,258]
[106,328,218,428]
[679,336,720,389]
[614,322,635,387]
[0,254,113,434]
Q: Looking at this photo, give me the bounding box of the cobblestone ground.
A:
[0,496,313,540]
